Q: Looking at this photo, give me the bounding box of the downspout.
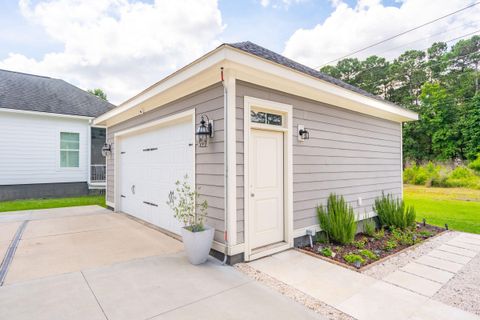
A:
[221,67,229,265]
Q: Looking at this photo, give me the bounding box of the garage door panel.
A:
[118,119,194,235]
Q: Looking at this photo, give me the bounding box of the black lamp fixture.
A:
[196,115,214,148]
[101,143,112,157]
[298,125,310,142]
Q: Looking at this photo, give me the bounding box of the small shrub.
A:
[359,249,378,260]
[373,228,385,240]
[374,193,416,230]
[443,167,480,189]
[320,247,333,257]
[315,231,329,244]
[343,253,365,266]
[418,230,433,237]
[353,238,367,249]
[317,194,357,245]
[363,217,376,237]
[469,154,480,173]
[384,240,398,251]
[391,229,415,245]
[403,162,441,186]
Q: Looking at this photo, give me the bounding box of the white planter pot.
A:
[180,225,214,265]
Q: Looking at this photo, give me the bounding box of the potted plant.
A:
[167,175,213,265]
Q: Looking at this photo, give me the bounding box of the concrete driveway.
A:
[0,206,322,320]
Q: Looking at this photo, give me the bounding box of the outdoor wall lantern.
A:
[196,115,214,148]
[298,125,310,142]
[101,143,112,157]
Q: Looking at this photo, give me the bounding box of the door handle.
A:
[131,185,136,195]
[251,193,255,197]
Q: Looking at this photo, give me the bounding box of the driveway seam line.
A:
[413,260,461,273]
[398,269,446,284]
[144,280,253,320]
[0,220,29,286]
[81,271,109,320]
[23,225,129,240]
[435,248,475,258]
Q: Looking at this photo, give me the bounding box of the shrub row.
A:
[403,160,480,189]
[317,193,415,245]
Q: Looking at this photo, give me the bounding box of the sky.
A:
[0,0,479,104]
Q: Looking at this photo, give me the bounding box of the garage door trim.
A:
[112,109,196,211]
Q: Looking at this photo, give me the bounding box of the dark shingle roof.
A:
[0,69,115,117]
[226,41,400,108]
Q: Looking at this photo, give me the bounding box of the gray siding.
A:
[236,81,402,240]
[106,84,226,242]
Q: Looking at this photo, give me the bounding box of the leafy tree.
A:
[319,35,480,163]
[88,88,108,101]
[462,94,480,160]
[419,83,459,160]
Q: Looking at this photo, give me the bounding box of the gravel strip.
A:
[362,231,458,279]
[235,263,354,320]
[433,247,480,315]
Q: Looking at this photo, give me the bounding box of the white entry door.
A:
[118,118,194,235]
[249,129,284,249]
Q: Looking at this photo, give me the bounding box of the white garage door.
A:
[118,118,194,235]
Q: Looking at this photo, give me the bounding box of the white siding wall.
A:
[0,111,90,185]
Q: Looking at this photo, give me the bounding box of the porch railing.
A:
[90,164,106,183]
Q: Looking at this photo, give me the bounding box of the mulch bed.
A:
[300,223,445,270]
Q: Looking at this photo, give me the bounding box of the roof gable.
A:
[226,41,402,110]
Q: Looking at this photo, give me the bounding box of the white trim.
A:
[211,241,245,256]
[225,47,418,122]
[94,48,227,125]
[293,211,378,238]
[225,72,237,246]
[87,126,92,185]
[112,109,196,214]
[400,122,404,199]
[0,107,94,120]
[114,109,194,137]
[94,46,418,126]
[243,96,294,261]
[106,200,115,208]
[249,243,291,261]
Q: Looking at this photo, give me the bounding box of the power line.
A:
[322,29,480,81]
[377,21,479,59]
[318,1,480,67]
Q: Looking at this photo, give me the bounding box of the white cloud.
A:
[259,0,306,9]
[283,0,480,68]
[0,0,224,104]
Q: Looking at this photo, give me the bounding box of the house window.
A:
[60,132,80,167]
[251,110,282,126]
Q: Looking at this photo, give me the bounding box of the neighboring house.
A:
[94,42,418,263]
[0,69,115,201]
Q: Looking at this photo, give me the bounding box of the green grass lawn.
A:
[404,184,480,234]
[0,195,106,213]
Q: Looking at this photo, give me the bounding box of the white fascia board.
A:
[224,48,418,122]
[95,45,418,126]
[93,47,227,126]
[0,107,94,120]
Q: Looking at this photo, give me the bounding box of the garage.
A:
[116,113,194,235]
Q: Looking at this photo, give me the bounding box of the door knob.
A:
[131,185,136,194]
[251,193,255,197]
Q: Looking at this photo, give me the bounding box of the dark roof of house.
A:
[226,41,401,108]
[0,69,115,117]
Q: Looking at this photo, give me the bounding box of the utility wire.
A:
[318,1,480,67]
[377,21,480,59]
[323,29,480,82]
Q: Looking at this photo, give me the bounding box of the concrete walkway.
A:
[0,206,323,320]
[248,233,480,320]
